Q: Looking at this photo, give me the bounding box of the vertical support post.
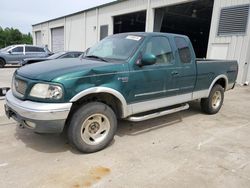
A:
[145,0,154,32]
[64,17,66,51]
[83,12,87,50]
[96,8,99,42]
[153,8,164,32]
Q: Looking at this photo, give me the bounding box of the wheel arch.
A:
[69,87,131,119]
[0,57,6,64]
[208,75,228,94]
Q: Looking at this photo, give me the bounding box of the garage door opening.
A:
[113,10,146,34]
[35,31,42,46]
[154,0,214,58]
[51,27,64,53]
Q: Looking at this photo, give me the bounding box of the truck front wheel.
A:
[200,84,224,114]
[68,102,117,153]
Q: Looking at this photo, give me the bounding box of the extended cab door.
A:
[173,36,196,95]
[128,36,176,104]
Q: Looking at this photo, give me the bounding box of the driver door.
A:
[128,36,176,105]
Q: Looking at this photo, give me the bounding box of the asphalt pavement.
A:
[0,67,250,188]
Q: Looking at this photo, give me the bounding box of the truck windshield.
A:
[85,34,143,61]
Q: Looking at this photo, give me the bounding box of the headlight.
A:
[29,83,63,99]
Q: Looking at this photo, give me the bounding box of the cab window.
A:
[143,36,174,64]
[174,37,192,64]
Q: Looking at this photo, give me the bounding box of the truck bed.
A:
[195,59,238,92]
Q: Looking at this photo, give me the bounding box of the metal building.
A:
[32,0,250,84]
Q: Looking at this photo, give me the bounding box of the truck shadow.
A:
[116,101,201,137]
[14,101,201,154]
[14,128,81,154]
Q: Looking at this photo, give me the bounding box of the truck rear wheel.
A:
[0,59,5,68]
[68,102,117,153]
[200,84,224,114]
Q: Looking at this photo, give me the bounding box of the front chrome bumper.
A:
[5,90,72,133]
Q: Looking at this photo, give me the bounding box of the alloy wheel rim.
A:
[212,91,222,109]
[81,113,110,145]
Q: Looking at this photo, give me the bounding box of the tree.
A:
[22,32,33,44]
[0,27,33,48]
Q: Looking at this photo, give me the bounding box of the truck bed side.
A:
[194,59,238,98]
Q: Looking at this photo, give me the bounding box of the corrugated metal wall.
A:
[207,0,250,83]
[32,0,250,83]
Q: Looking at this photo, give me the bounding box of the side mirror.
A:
[140,53,156,66]
[8,50,12,54]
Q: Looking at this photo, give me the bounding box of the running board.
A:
[127,103,189,122]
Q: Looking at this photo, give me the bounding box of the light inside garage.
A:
[154,0,214,58]
[113,10,146,34]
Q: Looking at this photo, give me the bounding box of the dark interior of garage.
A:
[113,11,146,34]
[154,0,214,58]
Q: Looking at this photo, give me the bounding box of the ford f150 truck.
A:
[5,32,238,153]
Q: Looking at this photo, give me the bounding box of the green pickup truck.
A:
[5,32,238,153]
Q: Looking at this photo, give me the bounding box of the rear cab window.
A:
[174,37,192,64]
[143,36,174,65]
[25,46,45,53]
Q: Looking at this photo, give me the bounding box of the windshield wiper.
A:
[85,55,108,62]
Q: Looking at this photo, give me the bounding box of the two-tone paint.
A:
[5,32,238,133]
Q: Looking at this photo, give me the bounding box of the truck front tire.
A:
[200,84,224,114]
[68,102,117,153]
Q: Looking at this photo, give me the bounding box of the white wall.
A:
[32,0,250,83]
[32,0,192,50]
[207,0,250,83]
[65,13,85,51]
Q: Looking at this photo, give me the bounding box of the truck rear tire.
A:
[200,84,224,114]
[67,102,117,153]
[0,59,5,68]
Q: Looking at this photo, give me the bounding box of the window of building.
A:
[100,25,109,40]
[174,37,192,64]
[218,4,249,36]
[143,36,174,64]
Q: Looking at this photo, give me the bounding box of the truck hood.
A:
[16,58,115,81]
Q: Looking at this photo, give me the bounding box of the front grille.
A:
[12,77,27,97]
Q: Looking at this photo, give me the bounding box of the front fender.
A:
[70,87,132,118]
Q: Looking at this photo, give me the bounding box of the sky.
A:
[0,0,115,34]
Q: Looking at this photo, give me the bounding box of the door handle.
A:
[171,71,179,76]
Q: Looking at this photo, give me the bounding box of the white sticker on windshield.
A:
[126,35,141,41]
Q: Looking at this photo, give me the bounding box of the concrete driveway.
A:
[0,67,250,188]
